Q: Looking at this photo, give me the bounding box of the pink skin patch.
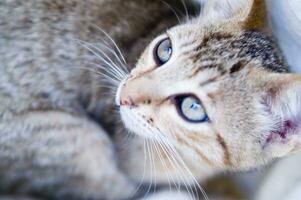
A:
[261,96,299,148]
[265,120,297,145]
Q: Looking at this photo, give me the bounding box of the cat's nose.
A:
[118,77,155,107]
[120,95,134,106]
[120,88,136,107]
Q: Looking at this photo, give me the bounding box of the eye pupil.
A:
[155,38,172,65]
[175,95,208,123]
[190,103,199,110]
[164,47,172,55]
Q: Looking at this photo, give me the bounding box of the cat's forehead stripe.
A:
[188,63,226,79]
[197,32,234,50]
[182,30,287,80]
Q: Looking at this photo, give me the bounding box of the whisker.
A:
[127,113,198,199]
[149,142,157,193]
[75,40,126,79]
[157,136,196,199]
[161,0,182,24]
[121,107,210,200]
[152,141,175,193]
[98,42,129,73]
[181,0,190,22]
[75,42,122,80]
[68,65,120,85]
[155,136,196,200]
[129,138,148,198]
[144,139,154,198]
[85,61,124,81]
[76,39,127,76]
[90,24,127,65]
[158,135,209,200]
[129,111,196,199]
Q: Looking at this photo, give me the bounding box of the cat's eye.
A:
[174,95,208,123]
[154,38,172,65]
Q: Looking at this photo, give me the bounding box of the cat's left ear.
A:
[201,0,254,22]
[253,71,301,158]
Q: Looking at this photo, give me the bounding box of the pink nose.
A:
[120,88,135,106]
[120,96,134,106]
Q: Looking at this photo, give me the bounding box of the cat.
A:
[0,0,299,199]
[115,0,301,197]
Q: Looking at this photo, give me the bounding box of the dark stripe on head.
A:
[189,63,227,79]
[229,60,247,74]
[231,31,288,73]
[199,32,234,49]
[191,30,287,74]
[189,64,219,78]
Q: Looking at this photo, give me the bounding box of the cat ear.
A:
[256,72,301,158]
[201,0,253,22]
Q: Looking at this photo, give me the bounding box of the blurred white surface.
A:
[141,191,191,200]
[256,152,301,200]
[266,0,301,73]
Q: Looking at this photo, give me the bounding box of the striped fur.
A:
[2,0,301,199]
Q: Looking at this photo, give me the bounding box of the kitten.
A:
[116,0,301,195]
[0,0,299,199]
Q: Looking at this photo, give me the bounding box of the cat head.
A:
[116,0,301,171]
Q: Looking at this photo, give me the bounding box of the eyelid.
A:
[165,30,171,39]
[165,31,176,63]
[165,31,174,47]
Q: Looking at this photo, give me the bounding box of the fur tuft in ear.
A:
[259,73,301,158]
[201,0,254,22]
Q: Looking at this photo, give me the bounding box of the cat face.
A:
[116,0,301,171]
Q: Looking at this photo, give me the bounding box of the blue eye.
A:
[154,38,172,65]
[174,95,208,123]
